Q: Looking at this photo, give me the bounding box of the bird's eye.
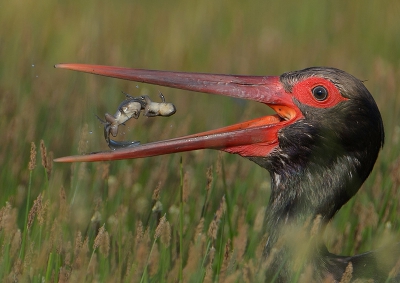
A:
[312,86,328,101]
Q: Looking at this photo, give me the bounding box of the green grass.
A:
[1,0,400,282]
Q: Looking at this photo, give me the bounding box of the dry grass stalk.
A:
[167,258,181,283]
[233,211,248,263]
[49,220,62,253]
[8,258,22,282]
[0,202,18,239]
[93,224,106,250]
[148,242,160,276]
[222,270,241,283]
[58,266,71,283]
[28,142,36,171]
[195,218,205,240]
[46,151,53,178]
[135,220,144,248]
[183,243,200,279]
[73,231,87,270]
[87,253,98,278]
[64,240,72,267]
[37,196,49,227]
[207,196,226,241]
[40,140,47,168]
[27,193,41,230]
[161,220,171,248]
[242,261,256,283]
[203,246,216,283]
[23,241,35,272]
[219,238,232,282]
[10,229,22,258]
[99,230,110,258]
[59,243,73,281]
[59,186,69,222]
[339,262,353,283]
[134,228,151,279]
[80,237,90,268]
[74,231,83,262]
[152,181,162,201]
[206,166,213,193]
[155,214,167,240]
[39,139,52,178]
[183,218,207,279]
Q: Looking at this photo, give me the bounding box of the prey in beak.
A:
[54,64,302,162]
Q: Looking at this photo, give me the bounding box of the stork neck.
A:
[248,154,362,272]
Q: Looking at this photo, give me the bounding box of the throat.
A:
[261,171,332,281]
[248,153,364,281]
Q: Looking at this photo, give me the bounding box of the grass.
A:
[0,0,400,282]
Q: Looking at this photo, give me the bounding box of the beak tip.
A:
[53,156,74,163]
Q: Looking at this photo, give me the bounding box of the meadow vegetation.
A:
[0,0,400,282]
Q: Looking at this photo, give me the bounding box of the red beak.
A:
[54,64,302,162]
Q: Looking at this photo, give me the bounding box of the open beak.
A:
[54,64,302,162]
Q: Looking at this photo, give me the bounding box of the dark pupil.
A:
[312,86,328,101]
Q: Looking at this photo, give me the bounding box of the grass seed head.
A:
[207,196,226,241]
[93,224,106,250]
[339,262,353,283]
[135,220,144,247]
[46,151,53,177]
[59,186,69,221]
[99,230,110,258]
[161,220,171,247]
[195,218,205,238]
[10,229,22,258]
[154,214,167,240]
[152,181,162,201]
[28,142,36,171]
[206,166,213,192]
[27,194,42,231]
[40,139,47,170]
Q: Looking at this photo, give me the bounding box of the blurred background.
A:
[1,0,400,281]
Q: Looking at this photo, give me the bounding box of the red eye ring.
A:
[291,77,347,108]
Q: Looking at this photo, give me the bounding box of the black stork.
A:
[54,64,398,282]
